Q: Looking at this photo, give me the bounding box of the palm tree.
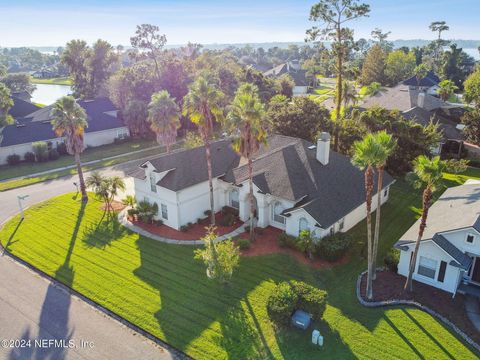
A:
[352,133,382,300]
[51,96,88,202]
[371,131,396,279]
[148,90,181,153]
[226,83,267,241]
[183,74,224,225]
[438,79,458,102]
[341,80,358,109]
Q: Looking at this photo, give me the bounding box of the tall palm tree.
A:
[371,131,396,280]
[226,83,267,241]
[183,74,224,225]
[352,133,382,300]
[51,96,88,202]
[404,156,446,292]
[148,90,181,153]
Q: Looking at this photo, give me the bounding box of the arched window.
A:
[149,172,157,193]
[299,217,309,233]
[229,189,239,209]
[272,202,285,224]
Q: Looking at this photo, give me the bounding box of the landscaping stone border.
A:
[356,269,480,354]
[0,216,191,360]
[118,208,246,245]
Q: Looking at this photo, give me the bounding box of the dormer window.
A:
[466,233,475,244]
[150,172,157,193]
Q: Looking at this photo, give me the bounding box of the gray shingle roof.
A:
[138,134,395,229]
[9,96,40,119]
[263,63,308,87]
[0,98,124,147]
[398,183,480,243]
[432,234,472,270]
[403,71,440,87]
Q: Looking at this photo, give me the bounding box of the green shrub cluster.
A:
[314,233,352,261]
[384,248,400,272]
[237,238,251,249]
[6,154,21,165]
[267,280,327,325]
[219,213,236,226]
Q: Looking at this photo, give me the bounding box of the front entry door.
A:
[472,257,480,283]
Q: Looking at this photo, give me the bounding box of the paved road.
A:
[0,158,175,360]
[0,255,173,360]
[0,159,142,224]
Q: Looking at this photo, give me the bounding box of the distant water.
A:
[464,48,479,60]
[31,84,72,105]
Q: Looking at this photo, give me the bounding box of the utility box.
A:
[312,329,324,347]
[291,310,311,330]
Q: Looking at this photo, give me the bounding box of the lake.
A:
[31,84,72,106]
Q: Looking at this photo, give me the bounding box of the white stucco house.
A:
[0,97,129,165]
[131,133,395,239]
[395,180,480,297]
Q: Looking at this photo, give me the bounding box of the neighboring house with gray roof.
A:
[131,133,395,238]
[263,60,309,96]
[395,180,480,296]
[0,97,129,165]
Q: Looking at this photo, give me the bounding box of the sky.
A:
[0,0,479,47]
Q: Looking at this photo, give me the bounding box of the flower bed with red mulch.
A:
[101,201,126,212]
[360,270,480,344]
[235,226,348,269]
[130,211,243,240]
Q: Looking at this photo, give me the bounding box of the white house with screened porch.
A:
[131,133,395,239]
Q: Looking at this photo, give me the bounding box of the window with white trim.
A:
[384,187,388,197]
[150,172,157,193]
[161,203,168,219]
[466,233,475,244]
[229,189,239,209]
[339,218,345,231]
[299,218,309,233]
[272,202,285,224]
[417,256,437,279]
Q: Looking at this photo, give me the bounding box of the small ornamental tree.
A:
[194,226,240,284]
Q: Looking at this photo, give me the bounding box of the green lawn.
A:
[1,171,480,359]
[31,77,73,85]
[0,139,160,191]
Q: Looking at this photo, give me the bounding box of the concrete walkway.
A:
[465,295,480,332]
[118,209,246,245]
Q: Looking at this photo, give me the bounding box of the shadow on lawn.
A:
[1,218,23,254]
[82,216,126,249]
[8,203,84,360]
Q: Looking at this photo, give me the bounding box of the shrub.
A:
[277,233,298,248]
[180,225,189,232]
[237,238,251,250]
[296,230,315,259]
[222,206,239,217]
[315,233,352,262]
[219,213,236,226]
[56,142,68,155]
[48,148,60,161]
[197,218,203,225]
[32,141,49,162]
[136,200,158,223]
[290,280,327,321]
[6,154,21,166]
[384,248,400,272]
[127,208,139,217]
[121,195,136,207]
[24,151,36,163]
[153,219,163,227]
[266,282,299,325]
[267,281,327,326]
[204,209,212,217]
[244,225,250,233]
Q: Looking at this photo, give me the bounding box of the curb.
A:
[118,208,246,245]
[0,214,191,360]
[356,269,480,354]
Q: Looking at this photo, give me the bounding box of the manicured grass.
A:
[0,140,158,191]
[31,77,72,85]
[1,171,480,359]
